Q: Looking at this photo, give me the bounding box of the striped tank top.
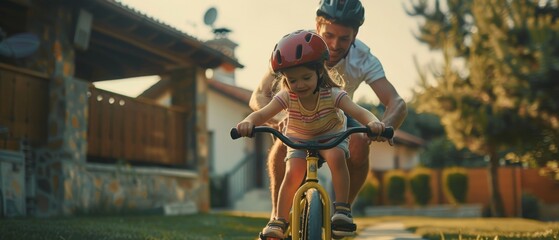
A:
[274,87,347,140]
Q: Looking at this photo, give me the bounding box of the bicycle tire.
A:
[303,188,323,239]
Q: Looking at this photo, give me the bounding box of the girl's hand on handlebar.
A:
[235,121,254,137]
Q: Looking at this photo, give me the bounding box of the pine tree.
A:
[407,0,559,217]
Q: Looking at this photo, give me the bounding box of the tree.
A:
[420,136,485,168]
[407,0,559,217]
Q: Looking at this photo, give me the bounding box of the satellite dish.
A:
[203,7,218,27]
[0,32,40,59]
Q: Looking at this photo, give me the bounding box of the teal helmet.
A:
[316,0,365,28]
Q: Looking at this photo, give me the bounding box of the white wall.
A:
[369,142,396,170]
[207,91,252,175]
[369,142,421,171]
[397,147,421,170]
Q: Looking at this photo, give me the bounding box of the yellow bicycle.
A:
[231,126,394,240]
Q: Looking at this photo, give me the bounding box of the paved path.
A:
[354,222,425,240]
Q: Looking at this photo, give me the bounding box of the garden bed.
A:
[365,204,483,218]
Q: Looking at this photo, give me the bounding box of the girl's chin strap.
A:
[313,69,322,94]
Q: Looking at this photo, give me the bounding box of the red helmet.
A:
[270,30,329,72]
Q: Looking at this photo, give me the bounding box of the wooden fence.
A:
[374,167,559,217]
[87,87,188,166]
[1,63,190,167]
[0,64,48,150]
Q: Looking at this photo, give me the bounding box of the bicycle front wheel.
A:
[302,188,323,239]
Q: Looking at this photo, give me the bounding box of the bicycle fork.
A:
[290,156,332,240]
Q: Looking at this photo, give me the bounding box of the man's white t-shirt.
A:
[328,39,385,100]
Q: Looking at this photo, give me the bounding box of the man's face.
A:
[316,22,357,67]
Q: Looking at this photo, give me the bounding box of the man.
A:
[249,0,407,236]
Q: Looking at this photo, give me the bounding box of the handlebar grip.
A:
[367,126,394,139]
[230,127,255,139]
[382,127,395,139]
[230,128,242,139]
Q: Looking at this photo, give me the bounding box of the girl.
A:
[235,30,385,239]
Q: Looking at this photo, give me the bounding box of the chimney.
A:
[205,31,238,85]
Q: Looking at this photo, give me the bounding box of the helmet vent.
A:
[304,33,312,42]
[337,0,346,10]
[295,44,303,60]
[275,51,282,65]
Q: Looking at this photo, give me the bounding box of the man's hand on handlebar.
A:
[367,121,394,146]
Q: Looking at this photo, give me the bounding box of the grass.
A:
[354,216,559,240]
[1,212,558,240]
[0,212,266,240]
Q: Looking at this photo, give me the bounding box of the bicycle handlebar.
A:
[230,126,394,150]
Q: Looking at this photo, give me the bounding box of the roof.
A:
[138,78,253,105]
[68,0,243,81]
[207,79,252,104]
[394,130,425,148]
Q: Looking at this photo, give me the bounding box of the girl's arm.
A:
[236,98,284,137]
[337,95,385,134]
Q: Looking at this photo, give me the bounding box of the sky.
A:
[94,0,438,103]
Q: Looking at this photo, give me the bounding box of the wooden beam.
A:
[90,36,174,67]
[92,23,193,66]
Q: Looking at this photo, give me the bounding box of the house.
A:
[370,129,425,171]
[0,0,242,217]
[138,36,275,209]
[139,34,427,211]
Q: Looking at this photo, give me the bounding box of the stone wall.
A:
[83,164,199,214]
[0,150,26,217]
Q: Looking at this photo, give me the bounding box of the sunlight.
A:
[93,76,161,98]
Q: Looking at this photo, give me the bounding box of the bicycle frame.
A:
[290,151,331,240]
[231,126,394,240]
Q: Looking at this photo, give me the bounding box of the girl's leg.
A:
[321,147,356,238]
[275,157,306,220]
[263,157,306,238]
[320,148,349,203]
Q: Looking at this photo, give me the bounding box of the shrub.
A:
[540,160,559,183]
[442,167,468,204]
[521,193,540,220]
[383,169,407,205]
[408,167,432,206]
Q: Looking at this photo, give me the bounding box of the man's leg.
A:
[346,133,371,204]
[267,138,287,219]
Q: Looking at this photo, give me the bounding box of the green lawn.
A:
[354,216,559,240]
[0,212,266,240]
[1,213,558,240]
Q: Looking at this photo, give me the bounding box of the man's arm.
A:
[249,70,276,111]
[369,77,407,129]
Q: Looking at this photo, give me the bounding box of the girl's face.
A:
[282,66,318,99]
